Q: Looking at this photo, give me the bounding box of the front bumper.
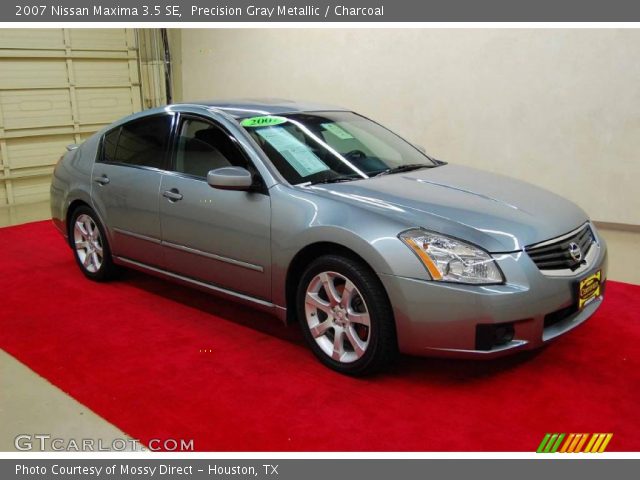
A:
[380,233,608,358]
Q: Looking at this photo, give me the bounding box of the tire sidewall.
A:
[296,255,390,375]
[69,206,113,281]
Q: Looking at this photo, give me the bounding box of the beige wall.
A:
[167,29,183,103]
[177,28,640,226]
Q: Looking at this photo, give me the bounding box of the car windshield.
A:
[241,111,439,185]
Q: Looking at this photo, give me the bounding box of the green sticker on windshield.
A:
[241,116,287,128]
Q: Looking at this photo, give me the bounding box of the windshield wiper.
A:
[374,163,434,177]
[311,175,359,185]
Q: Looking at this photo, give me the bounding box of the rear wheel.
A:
[70,206,118,281]
[297,255,397,375]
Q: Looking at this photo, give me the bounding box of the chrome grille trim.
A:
[525,223,596,273]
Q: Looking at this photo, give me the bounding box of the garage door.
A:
[0,29,143,208]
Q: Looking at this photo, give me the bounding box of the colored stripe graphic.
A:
[536,433,551,453]
[575,433,589,452]
[598,434,613,453]
[559,433,575,453]
[593,434,606,452]
[550,433,565,453]
[537,433,613,453]
[544,434,559,453]
[584,434,598,452]
[569,434,582,453]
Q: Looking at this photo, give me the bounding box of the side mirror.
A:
[207,166,254,191]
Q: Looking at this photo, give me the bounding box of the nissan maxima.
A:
[50,99,607,375]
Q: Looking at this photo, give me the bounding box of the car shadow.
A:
[120,268,304,345]
[386,349,544,384]
[120,268,543,382]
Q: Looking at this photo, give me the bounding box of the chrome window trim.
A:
[94,162,169,175]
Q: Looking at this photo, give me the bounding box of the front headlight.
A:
[399,229,504,284]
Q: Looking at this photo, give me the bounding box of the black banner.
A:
[4,459,640,480]
[5,0,640,22]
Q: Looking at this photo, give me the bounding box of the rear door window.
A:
[102,128,119,163]
[102,115,173,169]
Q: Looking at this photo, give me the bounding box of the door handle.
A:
[94,175,110,186]
[162,188,183,202]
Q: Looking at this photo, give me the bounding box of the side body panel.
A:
[269,183,426,310]
[90,163,165,268]
[88,112,178,268]
[50,134,101,241]
[159,172,272,300]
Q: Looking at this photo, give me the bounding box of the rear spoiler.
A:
[66,144,80,152]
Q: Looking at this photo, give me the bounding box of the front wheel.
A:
[297,255,397,376]
[70,206,119,281]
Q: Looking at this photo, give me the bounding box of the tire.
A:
[69,206,119,281]
[296,254,397,376]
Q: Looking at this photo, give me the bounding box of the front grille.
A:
[526,224,595,271]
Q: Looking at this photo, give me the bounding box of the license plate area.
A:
[577,269,602,310]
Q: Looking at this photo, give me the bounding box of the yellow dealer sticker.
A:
[578,270,601,309]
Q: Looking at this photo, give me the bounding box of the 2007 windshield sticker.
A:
[241,116,287,127]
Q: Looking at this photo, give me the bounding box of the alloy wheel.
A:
[73,214,104,273]
[304,271,371,363]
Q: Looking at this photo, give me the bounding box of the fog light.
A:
[475,323,515,351]
[493,324,515,346]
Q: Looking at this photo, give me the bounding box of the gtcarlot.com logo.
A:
[536,433,613,453]
[14,434,194,451]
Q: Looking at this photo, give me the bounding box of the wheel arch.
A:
[284,241,392,325]
[65,198,111,250]
[65,199,92,247]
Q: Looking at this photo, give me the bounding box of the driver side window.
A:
[174,118,247,178]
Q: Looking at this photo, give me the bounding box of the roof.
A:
[181,98,349,118]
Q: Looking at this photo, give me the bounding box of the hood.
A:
[307,164,588,252]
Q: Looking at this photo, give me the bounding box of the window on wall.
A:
[173,118,248,178]
[102,115,173,169]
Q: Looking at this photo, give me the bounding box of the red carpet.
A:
[1,220,639,451]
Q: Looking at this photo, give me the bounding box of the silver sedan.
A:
[50,99,607,375]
